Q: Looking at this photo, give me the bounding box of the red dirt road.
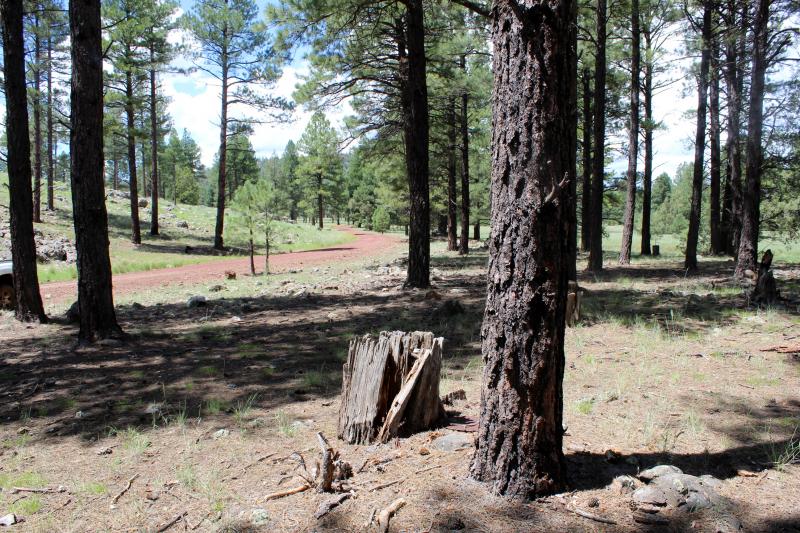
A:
[41,228,402,306]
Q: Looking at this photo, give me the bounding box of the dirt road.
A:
[41,228,402,305]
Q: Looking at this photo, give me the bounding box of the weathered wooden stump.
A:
[338,331,446,444]
[751,249,779,305]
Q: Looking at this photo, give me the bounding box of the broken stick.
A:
[567,504,617,525]
[155,511,187,532]
[10,486,66,494]
[314,492,353,519]
[316,432,334,492]
[111,473,139,505]
[378,498,406,533]
[265,483,310,501]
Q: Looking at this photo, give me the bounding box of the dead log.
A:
[338,332,446,445]
[377,498,406,533]
[316,432,334,493]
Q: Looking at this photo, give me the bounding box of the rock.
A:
[66,301,80,323]
[247,418,266,429]
[638,464,683,482]
[251,508,269,525]
[0,514,18,526]
[209,285,225,293]
[682,491,713,512]
[75,410,84,419]
[177,220,189,228]
[293,288,307,298]
[225,270,237,280]
[714,515,743,532]
[96,447,113,455]
[633,511,669,525]
[145,403,162,415]
[187,295,207,308]
[432,432,473,452]
[612,475,639,495]
[16,427,30,435]
[213,429,230,439]
[632,485,671,507]
[138,198,148,208]
[131,302,144,310]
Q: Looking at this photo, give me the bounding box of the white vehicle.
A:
[0,260,14,309]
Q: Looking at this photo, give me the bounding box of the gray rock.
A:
[187,295,207,308]
[632,485,672,507]
[138,198,148,208]
[432,432,473,452]
[209,284,225,293]
[0,514,17,526]
[682,491,713,512]
[213,429,230,439]
[177,220,189,228]
[638,464,683,482]
[714,515,743,533]
[251,508,269,525]
[66,301,80,323]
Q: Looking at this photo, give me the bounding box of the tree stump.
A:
[566,281,583,327]
[751,249,779,305]
[338,331,446,444]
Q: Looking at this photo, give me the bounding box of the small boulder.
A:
[187,295,207,308]
[638,464,683,482]
[0,514,18,526]
[177,220,189,229]
[138,198,148,208]
[251,509,269,525]
[432,432,473,452]
[213,429,230,439]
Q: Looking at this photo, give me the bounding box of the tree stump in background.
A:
[338,331,445,445]
[751,249,779,305]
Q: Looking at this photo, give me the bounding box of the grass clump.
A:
[574,398,595,415]
[10,495,42,515]
[233,394,259,426]
[114,427,151,453]
[205,398,229,415]
[275,410,296,437]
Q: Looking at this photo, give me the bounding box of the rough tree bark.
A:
[684,0,711,272]
[587,0,606,272]
[401,1,430,288]
[735,0,769,277]
[641,28,653,255]
[1,0,47,322]
[469,0,573,499]
[69,0,124,342]
[619,0,640,265]
[709,33,723,255]
[125,61,141,245]
[580,68,592,252]
[150,47,160,236]
[447,98,458,251]
[317,174,324,229]
[459,55,471,256]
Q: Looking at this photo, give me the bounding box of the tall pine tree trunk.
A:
[684,1,711,272]
[735,0,768,277]
[709,34,723,255]
[125,66,141,245]
[46,36,55,211]
[69,0,123,341]
[587,0,606,272]
[1,0,47,322]
[400,2,430,288]
[641,29,653,255]
[33,14,43,224]
[619,0,640,265]
[459,55,470,256]
[214,21,229,250]
[723,0,744,257]
[150,56,160,236]
[318,175,324,229]
[580,68,592,252]
[447,98,458,251]
[470,0,574,498]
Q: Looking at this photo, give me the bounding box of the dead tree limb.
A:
[378,498,407,533]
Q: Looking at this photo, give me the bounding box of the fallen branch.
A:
[314,492,353,519]
[369,478,403,492]
[155,511,187,532]
[414,464,441,475]
[265,483,311,501]
[378,498,406,533]
[10,486,66,494]
[111,473,139,505]
[316,432,335,493]
[567,504,617,525]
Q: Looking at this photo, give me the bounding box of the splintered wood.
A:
[338,331,446,445]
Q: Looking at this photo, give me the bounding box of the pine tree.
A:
[297,112,343,230]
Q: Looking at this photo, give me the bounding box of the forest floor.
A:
[0,235,799,532]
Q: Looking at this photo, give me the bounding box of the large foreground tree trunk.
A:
[69,0,123,342]
[46,36,55,212]
[470,0,573,499]
[580,67,592,252]
[735,0,769,277]
[684,0,711,272]
[619,0,640,265]
[1,0,47,322]
[587,0,606,272]
[402,0,430,288]
[214,25,229,250]
[33,15,43,224]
